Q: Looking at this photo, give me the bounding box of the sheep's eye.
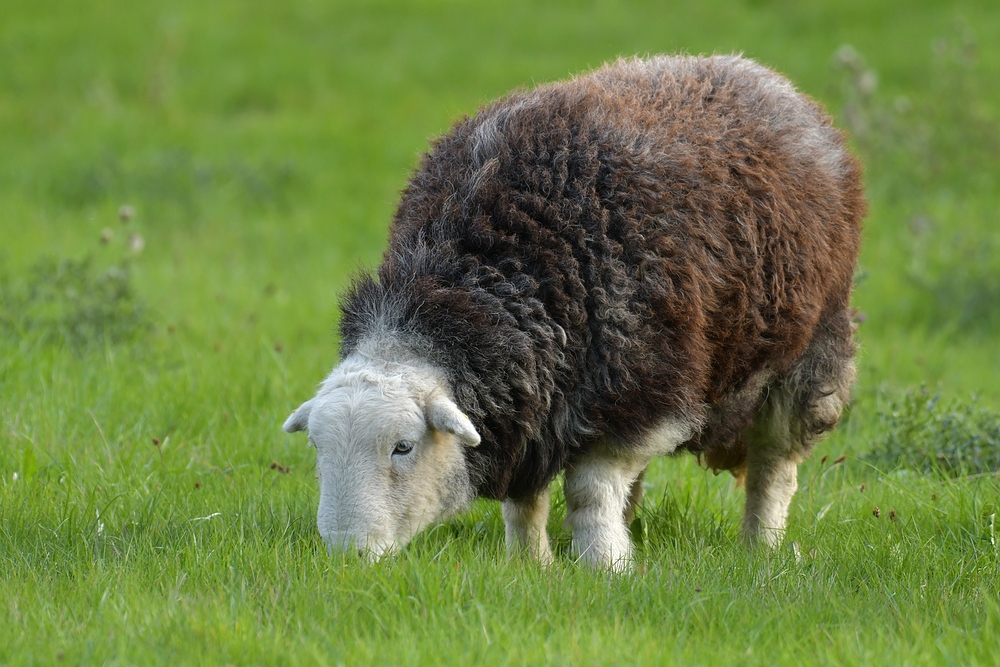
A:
[392,440,415,456]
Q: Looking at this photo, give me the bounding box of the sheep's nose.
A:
[322,532,391,562]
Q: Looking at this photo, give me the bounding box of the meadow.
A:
[2,0,999,664]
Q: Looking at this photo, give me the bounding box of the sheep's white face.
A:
[283,356,480,558]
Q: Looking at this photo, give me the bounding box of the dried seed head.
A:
[856,70,878,97]
[873,506,881,519]
[100,228,114,244]
[834,44,864,71]
[128,233,145,253]
[118,205,135,223]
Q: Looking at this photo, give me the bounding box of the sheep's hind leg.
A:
[742,329,856,548]
[564,447,649,571]
[741,401,801,549]
[502,487,553,566]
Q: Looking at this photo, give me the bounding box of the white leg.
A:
[741,339,854,548]
[741,391,801,548]
[741,455,799,547]
[502,487,553,565]
[564,450,648,572]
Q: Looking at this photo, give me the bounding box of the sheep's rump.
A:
[340,55,865,500]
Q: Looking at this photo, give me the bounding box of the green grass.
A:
[2,0,999,664]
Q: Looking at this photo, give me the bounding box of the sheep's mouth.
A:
[321,531,396,561]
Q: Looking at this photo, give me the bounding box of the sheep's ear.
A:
[426,395,480,447]
[283,399,314,433]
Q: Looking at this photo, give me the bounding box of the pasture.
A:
[2,0,999,664]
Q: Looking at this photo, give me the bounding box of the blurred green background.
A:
[2,0,998,398]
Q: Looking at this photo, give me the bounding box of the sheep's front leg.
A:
[502,487,553,565]
[564,451,648,571]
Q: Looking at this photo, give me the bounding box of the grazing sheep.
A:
[283,54,865,570]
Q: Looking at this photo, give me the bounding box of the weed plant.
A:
[0,254,147,348]
[866,388,1000,477]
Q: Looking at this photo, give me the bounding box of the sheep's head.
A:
[283,355,480,558]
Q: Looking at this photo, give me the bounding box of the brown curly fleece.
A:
[339,55,865,501]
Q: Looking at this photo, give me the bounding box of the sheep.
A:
[283,54,865,570]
